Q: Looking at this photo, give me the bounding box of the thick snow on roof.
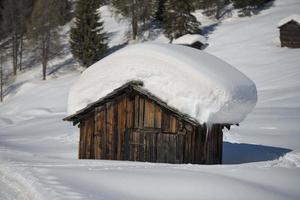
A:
[172,34,207,45]
[278,14,300,27]
[67,43,257,124]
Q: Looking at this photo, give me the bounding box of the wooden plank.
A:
[85,113,94,159]
[156,133,163,163]
[79,122,85,159]
[206,125,213,164]
[139,132,145,162]
[94,107,104,159]
[124,129,130,160]
[168,134,176,163]
[145,132,151,162]
[190,126,195,163]
[134,95,139,128]
[129,130,133,161]
[176,134,185,164]
[85,115,91,159]
[194,125,205,164]
[118,97,127,160]
[163,135,170,163]
[112,101,118,160]
[82,120,88,159]
[117,99,122,160]
[218,125,223,164]
[106,102,113,159]
[122,97,128,160]
[150,132,157,162]
[184,130,192,163]
[170,116,177,133]
[133,132,139,161]
[126,96,134,129]
[90,114,95,159]
[161,111,170,132]
[144,99,155,128]
[154,105,162,129]
[101,109,107,159]
[138,97,145,128]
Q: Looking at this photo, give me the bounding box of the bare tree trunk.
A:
[131,17,138,40]
[0,53,3,102]
[131,0,138,40]
[42,32,50,80]
[19,35,23,71]
[12,33,18,75]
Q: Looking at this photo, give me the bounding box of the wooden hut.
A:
[278,15,300,48]
[172,34,208,50]
[64,81,227,164]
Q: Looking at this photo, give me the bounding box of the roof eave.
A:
[63,83,200,126]
[278,19,300,28]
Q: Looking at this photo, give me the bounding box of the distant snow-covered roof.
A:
[278,14,300,27]
[67,43,257,124]
[172,34,207,46]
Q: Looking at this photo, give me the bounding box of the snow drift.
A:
[67,43,257,124]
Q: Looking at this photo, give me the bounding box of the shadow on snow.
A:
[223,142,291,164]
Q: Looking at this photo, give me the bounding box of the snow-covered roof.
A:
[67,43,257,124]
[172,34,207,46]
[278,14,300,27]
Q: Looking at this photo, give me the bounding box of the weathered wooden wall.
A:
[79,91,223,164]
[280,22,300,48]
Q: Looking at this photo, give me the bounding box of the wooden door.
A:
[125,130,185,164]
[157,133,185,164]
[125,130,157,162]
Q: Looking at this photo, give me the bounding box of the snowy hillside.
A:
[1,0,300,199]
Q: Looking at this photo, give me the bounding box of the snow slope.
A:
[1,0,300,199]
[68,43,257,124]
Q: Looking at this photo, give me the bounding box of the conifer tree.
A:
[154,0,166,23]
[163,0,201,42]
[70,0,108,67]
[232,0,267,9]
[29,0,71,80]
[111,0,156,40]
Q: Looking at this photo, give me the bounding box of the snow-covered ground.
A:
[1,0,300,199]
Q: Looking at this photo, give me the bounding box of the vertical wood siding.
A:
[79,91,224,164]
[280,22,300,48]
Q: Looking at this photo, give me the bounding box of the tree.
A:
[0,46,8,102]
[18,0,34,71]
[111,0,155,40]
[154,0,166,22]
[163,0,201,42]
[232,0,269,15]
[1,0,35,74]
[232,0,267,8]
[1,0,20,75]
[0,51,3,102]
[70,0,108,67]
[28,0,71,80]
[194,0,231,20]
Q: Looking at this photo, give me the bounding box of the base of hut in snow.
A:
[64,43,257,165]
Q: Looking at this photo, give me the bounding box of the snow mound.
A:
[172,34,207,45]
[67,43,257,124]
[278,14,300,27]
